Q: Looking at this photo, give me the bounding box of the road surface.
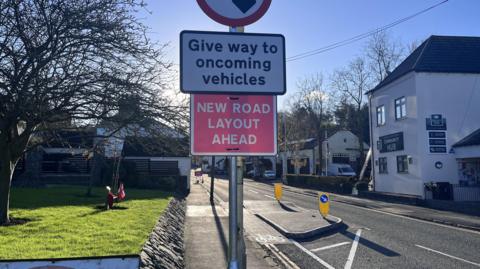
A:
[206,176,480,269]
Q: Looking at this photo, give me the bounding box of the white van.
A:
[327,163,356,177]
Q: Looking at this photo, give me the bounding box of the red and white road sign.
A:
[191,94,277,156]
[196,0,272,27]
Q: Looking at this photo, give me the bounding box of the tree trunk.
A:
[0,150,15,225]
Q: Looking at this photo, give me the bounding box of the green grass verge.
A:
[0,185,172,259]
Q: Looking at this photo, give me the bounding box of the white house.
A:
[322,130,370,171]
[279,130,369,175]
[367,35,480,200]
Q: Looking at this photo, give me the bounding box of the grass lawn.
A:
[0,185,171,260]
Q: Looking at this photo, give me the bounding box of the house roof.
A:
[452,128,480,148]
[367,35,480,94]
[42,129,96,148]
[280,138,317,151]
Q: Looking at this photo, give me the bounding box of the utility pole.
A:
[282,113,288,184]
[324,130,328,176]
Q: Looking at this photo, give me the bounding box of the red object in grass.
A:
[117,183,126,200]
[107,192,116,209]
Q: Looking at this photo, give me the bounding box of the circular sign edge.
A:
[196,0,272,26]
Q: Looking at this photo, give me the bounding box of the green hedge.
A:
[99,159,184,192]
[136,175,184,191]
[286,174,356,194]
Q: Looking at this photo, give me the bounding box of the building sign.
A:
[429,139,446,145]
[190,94,277,156]
[180,30,286,95]
[429,131,446,138]
[378,132,404,153]
[426,114,447,130]
[430,146,447,153]
[426,116,447,153]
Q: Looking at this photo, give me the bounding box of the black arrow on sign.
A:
[232,0,256,14]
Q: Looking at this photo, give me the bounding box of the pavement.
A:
[185,171,345,269]
[184,176,283,269]
[249,201,342,239]
[207,176,480,269]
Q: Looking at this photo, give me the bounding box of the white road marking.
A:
[267,243,301,269]
[249,190,259,194]
[264,194,275,199]
[290,239,335,269]
[415,244,480,267]
[344,229,362,269]
[311,242,351,252]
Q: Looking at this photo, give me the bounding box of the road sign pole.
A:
[228,25,245,269]
[229,156,238,269]
[236,157,246,269]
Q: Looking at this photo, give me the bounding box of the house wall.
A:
[455,145,480,159]
[370,72,480,198]
[278,148,315,175]
[370,72,423,196]
[416,73,480,185]
[320,130,370,169]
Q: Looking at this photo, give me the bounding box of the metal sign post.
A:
[229,156,238,269]
[189,2,280,268]
[229,22,243,269]
[236,156,246,269]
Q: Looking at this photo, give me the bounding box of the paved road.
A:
[207,176,480,269]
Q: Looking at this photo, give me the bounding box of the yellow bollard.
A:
[274,183,283,201]
[318,192,330,217]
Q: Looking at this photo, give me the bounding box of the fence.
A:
[452,184,480,202]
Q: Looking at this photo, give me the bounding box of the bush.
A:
[286,174,356,194]
[137,175,178,191]
[355,181,370,192]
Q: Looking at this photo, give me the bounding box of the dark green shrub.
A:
[137,175,177,191]
[286,174,355,194]
[355,181,369,192]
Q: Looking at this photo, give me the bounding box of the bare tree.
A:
[331,57,372,173]
[289,74,334,175]
[407,39,423,54]
[366,31,405,84]
[0,0,186,224]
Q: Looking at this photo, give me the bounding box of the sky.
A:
[139,0,480,109]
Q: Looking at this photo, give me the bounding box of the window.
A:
[395,97,406,120]
[397,155,408,173]
[379,157,388,174]
[376,105,385,126]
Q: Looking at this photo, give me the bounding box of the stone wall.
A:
[139,197,186,269]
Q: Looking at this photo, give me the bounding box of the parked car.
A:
[246,170,255,178]
[327,163,356,177]
[262,170,276,180]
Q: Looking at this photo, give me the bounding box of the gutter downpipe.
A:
[368,93,376,191]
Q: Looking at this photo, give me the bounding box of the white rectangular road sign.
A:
[180,30,285,95]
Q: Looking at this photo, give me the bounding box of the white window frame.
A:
[378,157,388,174]
[376,105,386,126]
[397,155,408,173]
[395,97,407,120]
